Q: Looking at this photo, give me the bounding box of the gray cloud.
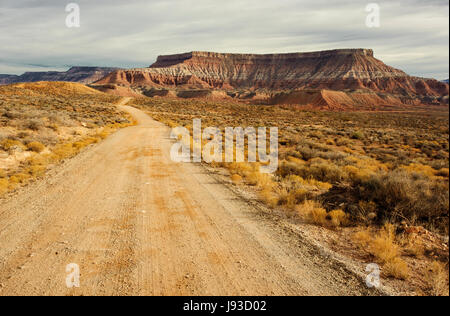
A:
[0,0,448,79]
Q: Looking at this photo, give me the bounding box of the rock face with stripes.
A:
[95,49,449,107]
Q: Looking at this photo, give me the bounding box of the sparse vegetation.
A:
[131,97,449,231]
[354,224,410,280]
[0,82,133,196]
[130,96,449,293]
[426,261,449,296]
[26,141,45,153]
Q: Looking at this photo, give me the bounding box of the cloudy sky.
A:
[0,0,448,79]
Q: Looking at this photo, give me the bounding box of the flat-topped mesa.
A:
[150,49,375,67]
[94,48,449,106]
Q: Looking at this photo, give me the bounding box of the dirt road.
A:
[0,98,375,296]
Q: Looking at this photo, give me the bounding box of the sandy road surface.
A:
[0,98,375,296]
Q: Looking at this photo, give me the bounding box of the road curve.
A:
[0,98,373,296]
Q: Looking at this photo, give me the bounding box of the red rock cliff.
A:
[95,49,449,104]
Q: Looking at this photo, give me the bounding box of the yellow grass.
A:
[0,178,8,195]
[259,188,279,208]
[296,200,327,225]
[0,139,26,152]
[26,141,45,153]
[353,223,410,280]
[384,257,409,280]
[426,261,449,296]
[231,174,243,185]
[328,209,349,227]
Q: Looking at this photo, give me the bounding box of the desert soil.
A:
[0,98,378,296]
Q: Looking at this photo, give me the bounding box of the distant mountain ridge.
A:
[0,74,20,85]
[0,67,121,85]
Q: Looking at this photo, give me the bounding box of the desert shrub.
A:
[51,143,77,160]
[351,131,365,140]
[277,187,296,208]
[26,164,47,177]
[296,200,329,226]
[353,230,372,246]
[328,209,349,227]
[259,187,279,208]
[425,261,449,296]
[9,173,30,184]
[317,150,348,161]
[354,224,410,280]
[246,171,274,188]
[23,119,43,131]
[357,200,378,222]
[295,145,318,161]
[278,159,347,183]
[132,96,449,234]
[400,163,437,178]
[73,137,99,150]
[430,160,449,170]
[277,160,304,177]
[0,178,8,194]
[286,174,332,191]
[357,170,449,228]
[2,110,21,119]
[304,159,348,183]
[335,137,350,146]
[436,168,449,178]
[231,174,242,185]
[370,224,399,263]
[344,165,374,183]
[291,188,309,204]
[384,257,410,280]
[0,138,26,151]
[26,141,45,153]
[308,204,328,226]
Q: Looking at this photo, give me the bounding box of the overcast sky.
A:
[0,0,448,79]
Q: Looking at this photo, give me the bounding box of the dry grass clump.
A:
[328,209,349,227]
[230,174,243,185]
[384,257,410,280]
[26,141,45,153]
[0,139,26,152]
[425,261,449,296]
[0,178,8,195]
[278,158,347,183]
[259,187,280,208]
[354,224,410,280]
[227,162,275,189]
[295,200,349,227]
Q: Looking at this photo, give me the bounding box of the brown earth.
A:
[0,98,383,296]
